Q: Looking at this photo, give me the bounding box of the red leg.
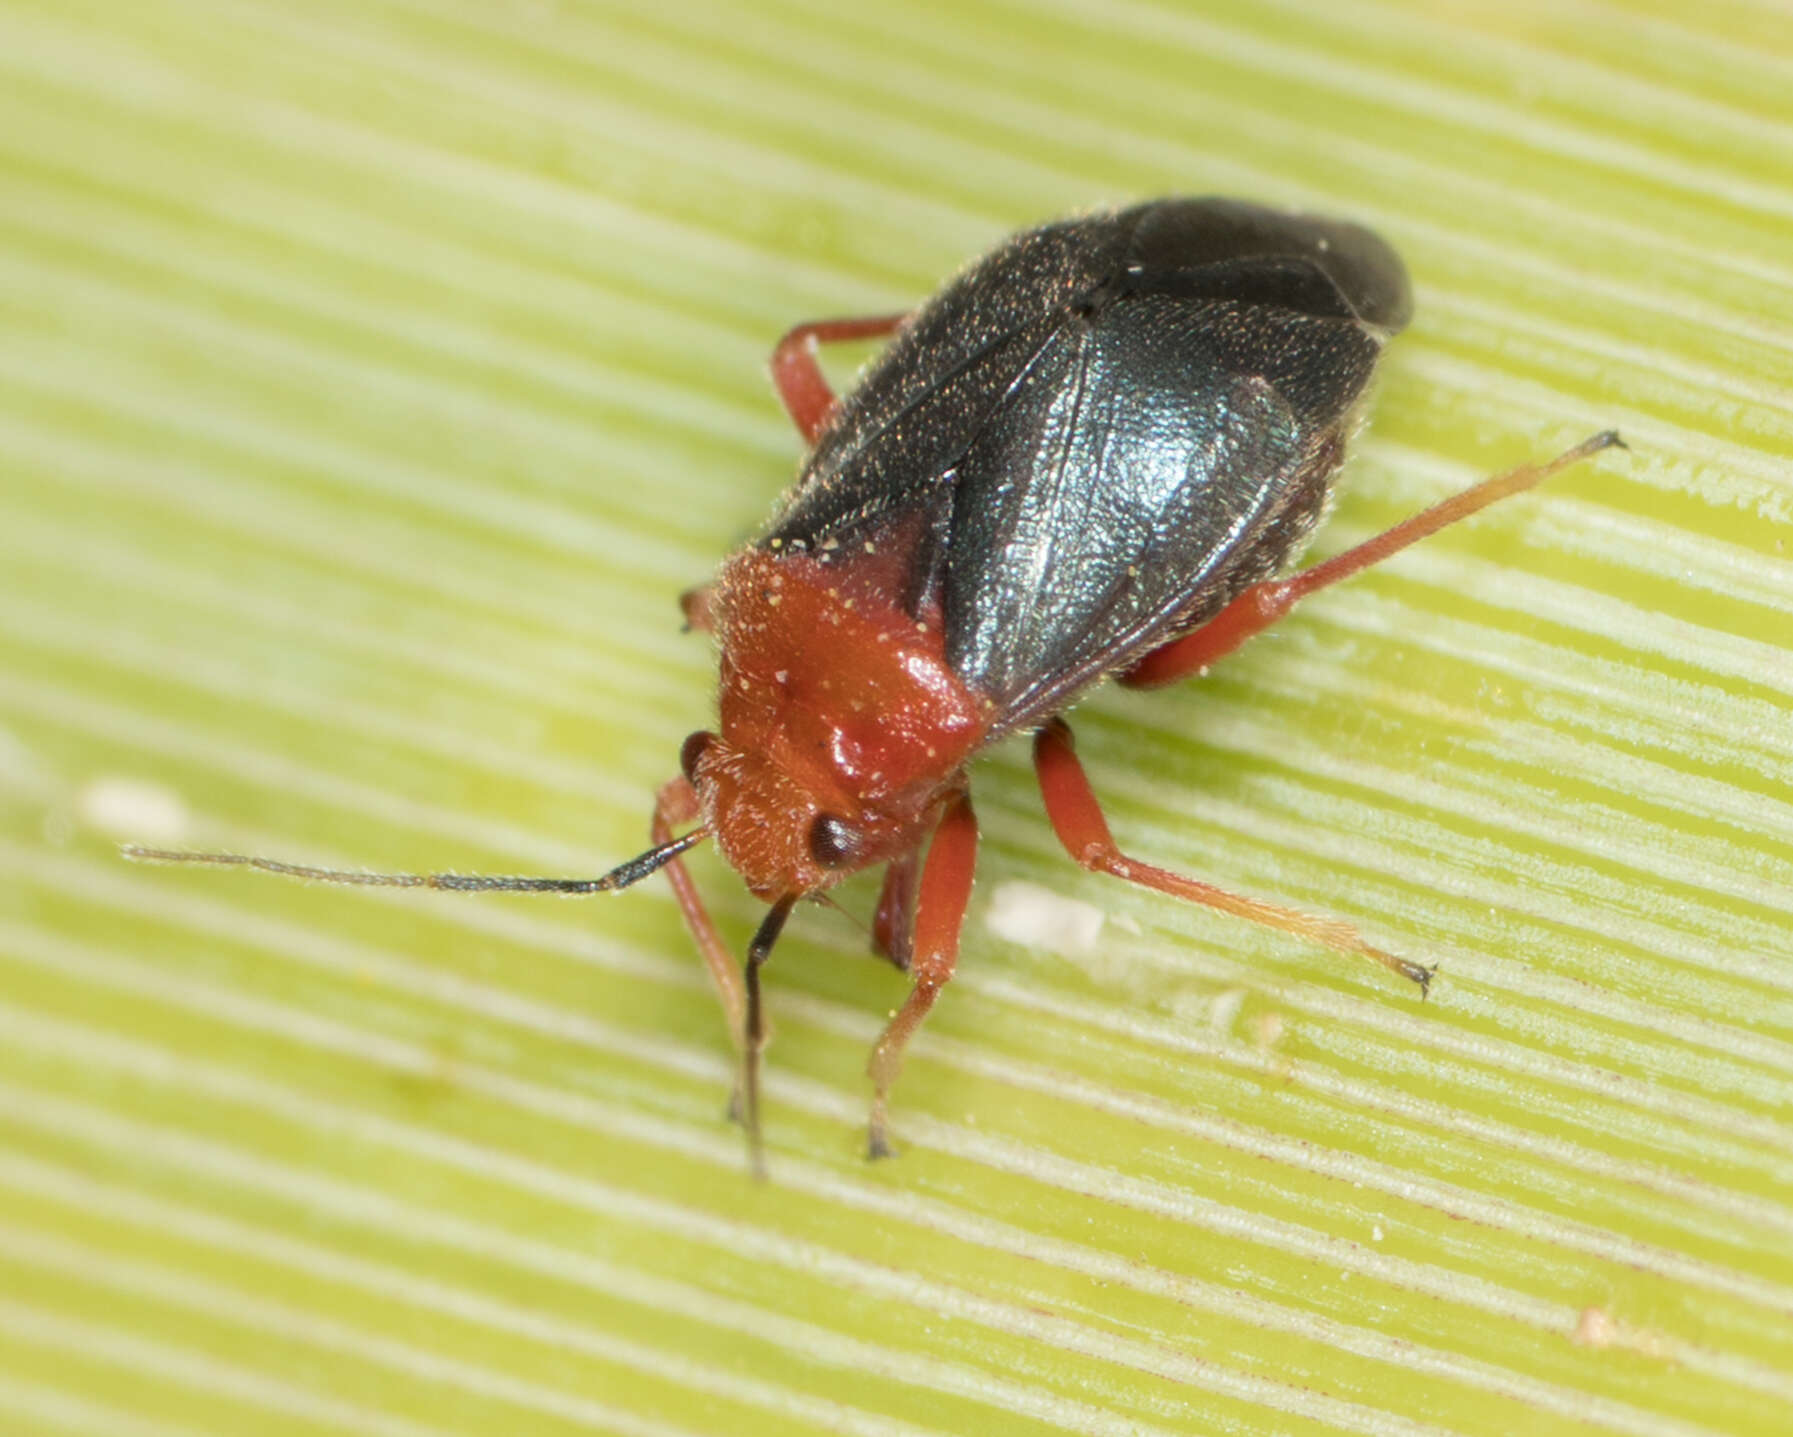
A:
[771,313,908,444]
[1122,431,1623,689]
[866,792,978,1158]
[653,776,746,1050]
[1033,719,1432,991]
[678,583,717,634]
[871,852,919,971]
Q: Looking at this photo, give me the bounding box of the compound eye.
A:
[679,730,716,783]
[807,813,863,870]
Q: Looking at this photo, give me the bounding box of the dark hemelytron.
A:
[768,198,1411,725]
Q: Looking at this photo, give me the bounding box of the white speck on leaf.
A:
[79,775,190,843]
[1207,986,1247,1034]
[984,880,1105,956]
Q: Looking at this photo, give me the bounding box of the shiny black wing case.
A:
[763,197,1411,735]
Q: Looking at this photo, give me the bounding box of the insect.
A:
[129,198,1621,1175]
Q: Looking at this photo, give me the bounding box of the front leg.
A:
[678,583,718,634]
[871,851,920,971]
[866,792,978,1158]
[652,776,749,1048]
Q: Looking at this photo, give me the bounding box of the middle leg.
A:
[1033,719,1430,991]
[770,312,909,444]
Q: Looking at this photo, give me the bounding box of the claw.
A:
[1396,957,1437,998]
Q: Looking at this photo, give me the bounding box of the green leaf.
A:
[2,0,1789,1433]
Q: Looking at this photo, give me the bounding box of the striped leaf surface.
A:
[1,1,1789,1434]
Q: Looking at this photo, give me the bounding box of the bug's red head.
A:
[684,548,989,901]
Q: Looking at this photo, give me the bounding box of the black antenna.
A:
[120,827,711,894]
[740,893,796,1182]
